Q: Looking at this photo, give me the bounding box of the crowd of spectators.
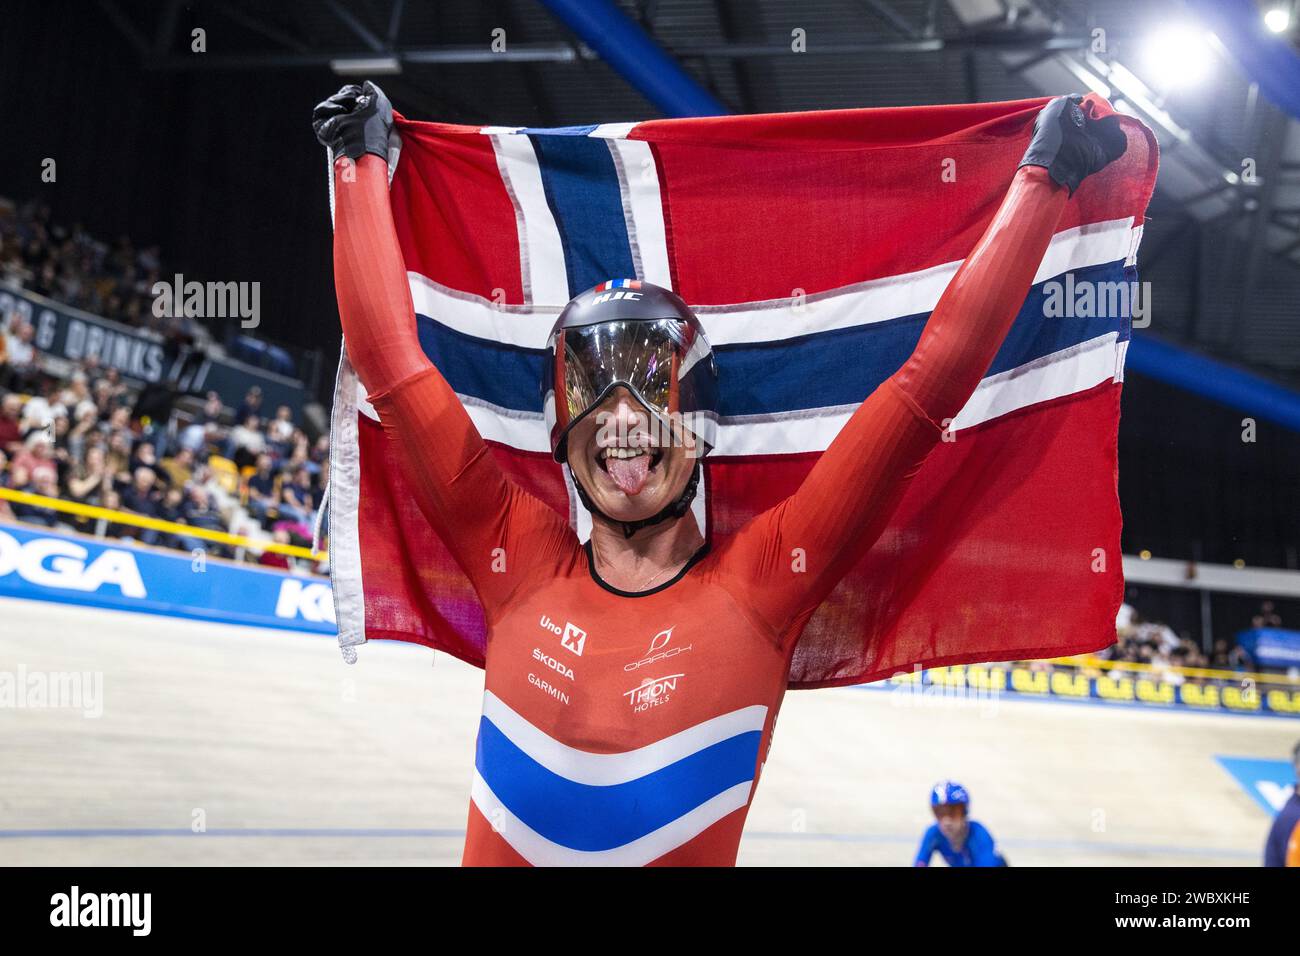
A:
[1101,602,1283,680]
[0,362,328,572]
[0,196,326,573]
[0,198,194,338]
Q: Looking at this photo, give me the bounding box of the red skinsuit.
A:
[332,153,1067,866]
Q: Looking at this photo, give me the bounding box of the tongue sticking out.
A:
[606,453,652,496]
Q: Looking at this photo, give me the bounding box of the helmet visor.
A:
[544,317,717,462]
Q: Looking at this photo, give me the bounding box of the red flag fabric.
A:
[327,97,1158,689]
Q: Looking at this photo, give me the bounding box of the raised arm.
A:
[314,83,572,615]
[734,95,1127,635]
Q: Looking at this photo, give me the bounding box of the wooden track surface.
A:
[0,597,1291,866]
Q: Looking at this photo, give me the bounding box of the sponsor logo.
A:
[623,673,684,713]
[275,579,335,624]
[539,614,587,656]
[528,672,570,706]
[624,625,691,672]
[0,529,145,597]
[561,622,587,656]
[1214,756,1297,814]
[532,648,575,681]
[592,290,643,305]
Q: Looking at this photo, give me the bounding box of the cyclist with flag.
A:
[313,83,1126,866]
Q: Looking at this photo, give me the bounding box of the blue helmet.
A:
[930,781,970,808]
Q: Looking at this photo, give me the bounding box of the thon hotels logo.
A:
[540,614,587,656]
[623,673,684,713]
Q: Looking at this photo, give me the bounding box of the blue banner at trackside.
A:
[1237,628,1300,669]
[1214,756,1297,815]
[0,522,335,634]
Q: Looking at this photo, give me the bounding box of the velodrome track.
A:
[0,595,1289,867]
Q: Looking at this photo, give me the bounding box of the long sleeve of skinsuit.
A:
[331,153,573,615]
[730,164,1069,639]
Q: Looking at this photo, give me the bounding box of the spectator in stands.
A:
[0,394,23,453]
[101,405,130,436]
[157,486,189,549]
[258,527,293,570]
[226,413,265,469]
[6,463,51,526]
[3,460,27,491]
[66,445,109,503]
[66,402,100,462]
[199,391,224,424]
[90,378,115,418]
[278,466,317,525]
[267,404,294,448]
[2,320,38,392]
[29,471,71,529]
[105,430,132,478]
[118,466,162,545]
[98,488,135,541]
[177,392,224,455]
[309,434,329,473]
[13,432,57,485]
[128,440,163,484]
[246,452,279,522]
[183,485,224,535]
[280,430,311,475]
[236,386,263,425]
[159,446,195,488]
[1253,601,1284,629]
[178,484,230,558]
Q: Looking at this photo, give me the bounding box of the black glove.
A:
[312,80,393,162]
[1019,94,1127,196]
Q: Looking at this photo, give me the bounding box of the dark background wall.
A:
[0,3,353,364]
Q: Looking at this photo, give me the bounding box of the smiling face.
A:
[565,386,699,524]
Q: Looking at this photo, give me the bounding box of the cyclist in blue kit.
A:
[914,782,1007,867]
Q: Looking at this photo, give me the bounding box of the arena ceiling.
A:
[35,0,1296,389]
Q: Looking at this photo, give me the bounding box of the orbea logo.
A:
[625,626,691,672]
[274,579,335,624]
[0,530,145,597]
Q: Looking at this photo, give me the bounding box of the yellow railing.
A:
[0,487,325,560]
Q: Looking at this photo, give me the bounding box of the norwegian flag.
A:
[326,98,1158,687]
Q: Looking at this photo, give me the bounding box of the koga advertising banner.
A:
[0,522,334,634]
